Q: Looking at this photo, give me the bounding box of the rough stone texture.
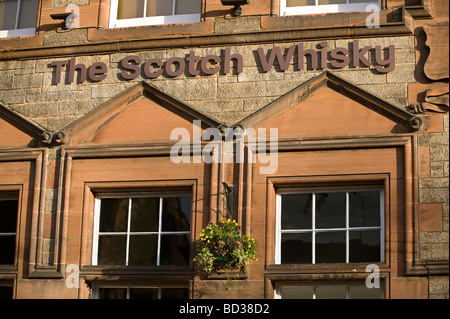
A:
[417,114,449,274]
[214,16,261,34]
[54,0,89,7]
[430,276,450,299]
[0,36,420,130]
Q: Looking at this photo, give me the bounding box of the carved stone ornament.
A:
[423,22,449,81]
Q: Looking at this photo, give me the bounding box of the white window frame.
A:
[109,0,201,28]
[0,0,37,38]
[274,281,385,299]
[91,283,189,299]
[280,0,381,16]
[92,192,192,266]
[275,186,384,265]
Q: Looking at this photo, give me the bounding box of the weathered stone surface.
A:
[429,276,450,299]
[214,16,261,34]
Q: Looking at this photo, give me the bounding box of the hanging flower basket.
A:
[193,219,257,275]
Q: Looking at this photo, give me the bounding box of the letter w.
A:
[257,46,295,72]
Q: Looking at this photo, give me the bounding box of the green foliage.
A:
[193,219,257,274]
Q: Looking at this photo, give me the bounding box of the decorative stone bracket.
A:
[41,131,68,146]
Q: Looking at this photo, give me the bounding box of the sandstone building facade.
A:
[0,0,448,299]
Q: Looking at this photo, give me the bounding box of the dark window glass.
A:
[99,198,129,232]
[97,235,127,265]
[98,288,127,299]
[315,192,346,229]
[160,234,190,266]
[161,288,189,299]
[128,235,158,265]
[281,194,312,230]
[0,199,18,265]
[315,231,346,263]
[281,233,312,264]
[162,196,191,231]
[0,286,13,299]
[129,288,159,299]
[130,197,159,232]
[349,230,380,262]
[349,191,380,227]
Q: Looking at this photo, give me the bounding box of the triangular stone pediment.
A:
[0,103,47,148]
[237,72,423,138]
[61,82,221,146]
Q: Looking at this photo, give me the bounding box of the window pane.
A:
[118,0,145,19]
[281,233,312,264]
[0,236,16,264]
[175,0,201,15]
[162,196,191,231]
[161,288,189,299]
[130,197,159,232]
[146,0,173,17]
[99,198,129,232]
[349,191,380,227]
[315,231,346,263]
[349,230,380,262]
[315,192,346,229]
[279,285,314,299]
[0,0,17,30]
[160,234,190,266]
[349,284,383,299]
[0,286,13,299]
[129,288,159,299]
[128,235,158,265]
[0,200,18,232]
[287,0,315,6]
[318,0,346,4]
[98,288,127,299]
[281,194,312,230]
[97,235,127,265]
[17,0,38,29]
[315,285,347,299]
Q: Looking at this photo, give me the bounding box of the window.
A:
[0,196,18,265]
[0,283,13,299]
[92,194,192,267]
[275,281,384,299]
[0,0,39,38]
[280,0,381,16]
[92,284,189,299]
[275,187,384,264]
[109,0,201,28]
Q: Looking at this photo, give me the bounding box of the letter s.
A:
[120,55,141,80]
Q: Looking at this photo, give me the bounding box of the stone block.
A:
[337,69,387,85]
[429,276,449,299]
[13,74,43,89]
[0,71,14,90]
[359,83,407,99]
[0,89,26,104]
[387,63,416,83]
[419,177,449,189]
[153,78,217,101]
[214,16,261,34]
[43,29,88,46]
[418,133,449,146]
[420,188,449,203]
[217,81,266,99]
[430,146,449,162]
